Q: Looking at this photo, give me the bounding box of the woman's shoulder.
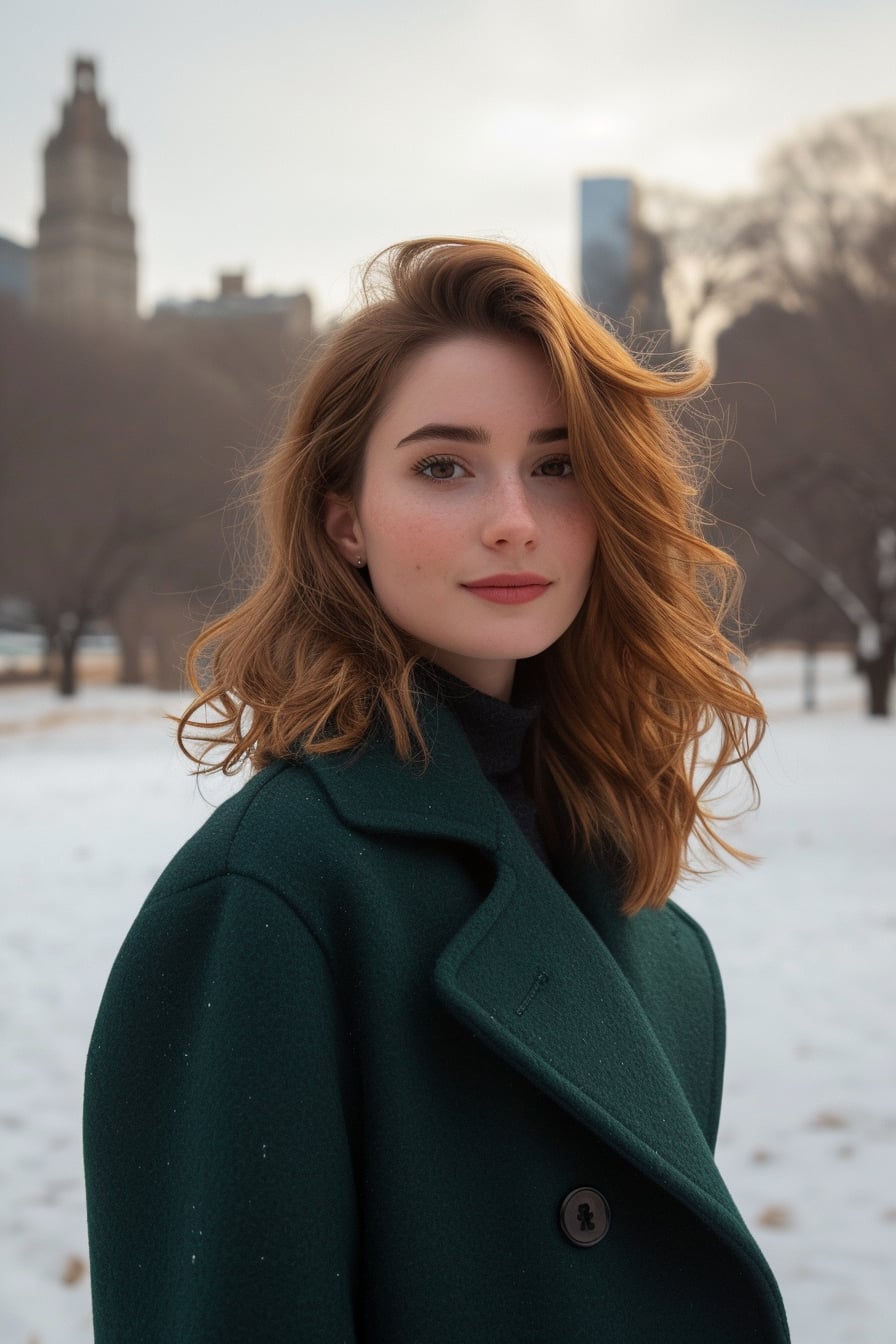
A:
[97,756,365,998]
[147,757,346,916]
[662,898,724,990]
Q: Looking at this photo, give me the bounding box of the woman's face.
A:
[324,334,598,700]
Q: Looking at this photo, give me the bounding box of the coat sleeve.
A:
[83,872,360,1343]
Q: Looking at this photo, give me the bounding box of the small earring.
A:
[356,556,364,568]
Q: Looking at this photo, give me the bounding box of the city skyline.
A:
[4,0,895,321]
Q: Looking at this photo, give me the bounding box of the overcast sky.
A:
[4,0,894,320]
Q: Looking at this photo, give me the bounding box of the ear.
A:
[323,493,366,565]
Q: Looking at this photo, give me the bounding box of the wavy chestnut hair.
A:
[178,236,764,914]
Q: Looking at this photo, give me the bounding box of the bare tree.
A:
[757,105,896,311]
[641,186,771,350]
[645,103,896,350]
[711,300,896,715]
[755,516,896,717]
[0,303,256,694]
[648,105,896,714]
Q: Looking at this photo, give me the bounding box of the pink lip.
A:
[462,573,551,606]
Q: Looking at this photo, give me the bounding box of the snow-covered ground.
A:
[0,650,892,1343]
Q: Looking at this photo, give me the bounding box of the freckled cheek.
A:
[565,509,599,568]
[362,497,463,576]
[399,526,440,575]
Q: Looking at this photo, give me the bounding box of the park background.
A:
[1,2,895,1341]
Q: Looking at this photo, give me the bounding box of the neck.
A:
[422,653,516,702]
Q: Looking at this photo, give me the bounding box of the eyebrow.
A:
[395,423,569,448]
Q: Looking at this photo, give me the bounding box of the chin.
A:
[453,639,558,662]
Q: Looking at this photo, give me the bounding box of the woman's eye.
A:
[414,456,465,481]
[535,456,573,478]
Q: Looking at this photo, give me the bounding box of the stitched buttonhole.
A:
[515,970,550,1016]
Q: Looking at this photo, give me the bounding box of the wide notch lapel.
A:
[303,693,784,1319]
[432,837,784,1314]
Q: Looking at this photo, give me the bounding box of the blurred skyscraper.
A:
[580,176,669,336]
[30,57,138,324]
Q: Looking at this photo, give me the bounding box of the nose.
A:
[480,475,539,550]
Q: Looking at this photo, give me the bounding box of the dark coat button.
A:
[559,1187,611,1246]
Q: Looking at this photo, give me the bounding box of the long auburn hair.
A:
[178,236,765,914]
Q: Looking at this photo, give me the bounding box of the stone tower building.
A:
[31,56,137,324]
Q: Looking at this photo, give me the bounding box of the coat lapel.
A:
[302,697,774,1292]
[432,847,740,1231]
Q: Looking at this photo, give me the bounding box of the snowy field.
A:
[0,649,893,1343]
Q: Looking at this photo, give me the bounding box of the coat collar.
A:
[301,698,786,1328]
[301,693,503,851]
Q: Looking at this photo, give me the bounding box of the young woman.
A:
[84,237,790,1342]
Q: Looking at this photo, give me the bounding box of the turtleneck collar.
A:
[415,660,553,869]
[416,661,540,779]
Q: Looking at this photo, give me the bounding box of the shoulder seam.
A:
[223,758,293,872]
[145,859,335,974]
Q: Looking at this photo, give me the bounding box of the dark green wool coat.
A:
[84,696,790,1342]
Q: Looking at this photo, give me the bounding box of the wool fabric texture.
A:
[83,689,790,1343]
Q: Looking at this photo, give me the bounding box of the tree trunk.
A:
[57,613,82,697]
[863,644,894,717]
[113,585,147,685]
[58,637,78,696]
[39,630,53,680]
[117,628,144,685]
[803,643,818,711]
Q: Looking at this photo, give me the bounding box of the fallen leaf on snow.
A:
[809,1110,849,1130]
[757,1205,794,1229]
[61,1254,86,1285]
